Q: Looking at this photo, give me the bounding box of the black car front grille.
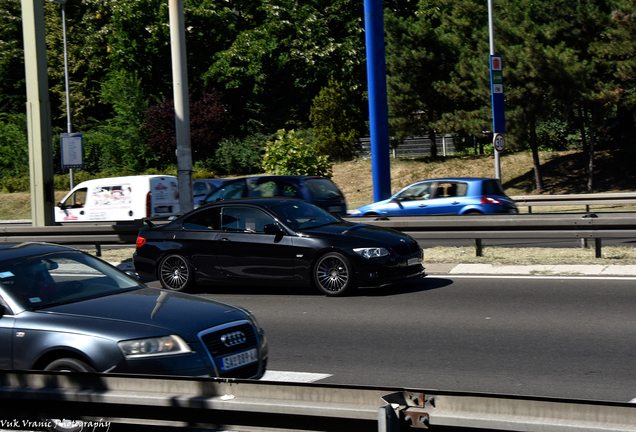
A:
[199,322,260,378]
[393,241,420,256]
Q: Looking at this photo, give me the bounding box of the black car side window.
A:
[183,208,220,231]
[221,207,275,233]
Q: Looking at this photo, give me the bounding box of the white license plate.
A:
[221,348,258,371]
[328,206,342,213]
[408,258,420,266]
[154,206,172,213]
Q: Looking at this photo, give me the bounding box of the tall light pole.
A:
[49,0,75,189]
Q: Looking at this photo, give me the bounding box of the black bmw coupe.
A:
[134,198,425,296]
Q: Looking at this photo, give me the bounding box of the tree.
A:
[82,70,154,173]
[205,0,367,134]
[143,88,227,165]
[0,0,25,114]
[0,113,28,178]
[262,129,332,176]
[310,80,363,161]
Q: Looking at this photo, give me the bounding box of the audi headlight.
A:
[353,247,389,259]
[118,335,191,359]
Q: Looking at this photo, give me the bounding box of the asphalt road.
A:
[171,274,636,404]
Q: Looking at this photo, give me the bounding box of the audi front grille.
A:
[199,321,260,379]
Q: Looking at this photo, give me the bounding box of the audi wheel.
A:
[313,252,356,296]
[44,358,95,432]
[159,254,194,292]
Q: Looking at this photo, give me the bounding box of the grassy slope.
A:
[335,149,636,209]
[2,149,635,220]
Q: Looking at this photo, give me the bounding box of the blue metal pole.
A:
[363,0,391,202]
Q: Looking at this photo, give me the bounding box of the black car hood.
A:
[302,222,414,244]
[40,287,249,340]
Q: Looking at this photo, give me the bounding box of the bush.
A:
[261,129,332,177]
[215,133,268,175]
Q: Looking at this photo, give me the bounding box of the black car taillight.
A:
[136,236,146,248]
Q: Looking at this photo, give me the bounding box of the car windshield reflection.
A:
[269,200,340,230]
[0,251,141,310]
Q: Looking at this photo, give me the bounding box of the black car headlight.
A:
[353,247,389,259]
[118,335,192,359]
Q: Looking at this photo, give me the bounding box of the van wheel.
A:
[159,254,194,292]
[313,252,357,296]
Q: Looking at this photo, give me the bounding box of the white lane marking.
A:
[435,275,636,281]
[261,371,332,383]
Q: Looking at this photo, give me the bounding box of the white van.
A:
[55,175,180,223]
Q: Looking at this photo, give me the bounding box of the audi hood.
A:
[32,287,251,341]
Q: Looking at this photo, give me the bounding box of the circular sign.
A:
[493,134,505,152]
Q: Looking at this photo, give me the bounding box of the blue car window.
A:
[482,179,505,195]
[397,183,431,201]
[204,181,246,203]
[304,178,343,200]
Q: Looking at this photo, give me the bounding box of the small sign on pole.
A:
[60,133,83,169]
[489,55,506,134]
[493,133,505,152]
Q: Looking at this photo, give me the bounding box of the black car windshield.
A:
[0,251,141,310]
[269,200,339,230]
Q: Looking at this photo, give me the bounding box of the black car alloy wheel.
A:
[313,252,356,296]
[159,254,194,292]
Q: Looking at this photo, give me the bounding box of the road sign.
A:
[493,133,505,152]
[489,55,506,133]
[61,133,84,169]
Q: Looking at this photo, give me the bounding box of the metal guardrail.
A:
[511,192,636,212]
[347,212,636,257]
[1,213,635,258]
[1,370,635,432]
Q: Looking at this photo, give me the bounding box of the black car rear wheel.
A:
[159,254,194,292]
[313,252,356,296]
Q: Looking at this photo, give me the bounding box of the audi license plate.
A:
[221,348,258,371]
[408,258,420,266]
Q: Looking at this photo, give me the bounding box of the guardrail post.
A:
[595,238,602,258]
[378,404,400,432]
[474,239,483,257]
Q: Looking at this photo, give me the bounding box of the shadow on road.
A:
[144,275,452,297]
[358,275,453,297]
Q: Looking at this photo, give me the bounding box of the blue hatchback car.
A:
[349,177,518,216]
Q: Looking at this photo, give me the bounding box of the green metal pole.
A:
[21,0,55,226]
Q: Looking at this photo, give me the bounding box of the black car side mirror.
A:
[263,224,283,235]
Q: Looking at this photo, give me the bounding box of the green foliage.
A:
[215,133,268,175]
[0,113,29,178]
[83,70,155,172]
[261,129,332,177]
[310,80,362,161]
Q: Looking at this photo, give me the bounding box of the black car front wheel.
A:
[159,254,194,292]
[313,252,356,296]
